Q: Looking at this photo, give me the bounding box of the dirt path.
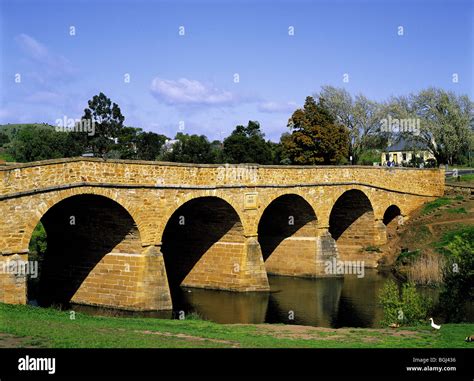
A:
[134,329,241,347]
[425,217,474,235]
[0,333,43,348]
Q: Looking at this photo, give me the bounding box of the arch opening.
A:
[258,194,319,276]
[329,190,375,261]
[383,205,402,226]
[28,194,142,308]
[161,196,247,303]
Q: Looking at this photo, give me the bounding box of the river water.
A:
[67,270,404,327]
[46,269,474,327]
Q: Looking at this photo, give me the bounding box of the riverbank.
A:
[0,303,472,348]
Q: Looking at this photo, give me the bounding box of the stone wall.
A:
[0,158,445,310]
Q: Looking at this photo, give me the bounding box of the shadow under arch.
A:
[383,204,402,226]
[31,194,142,307]
[161,196,247,303]
[258,194,318,262]
[328,189,375,259]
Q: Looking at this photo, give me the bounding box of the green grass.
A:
[434,225,474,254]
[447,207,467,214]
[0,151,15,162]
[0,303,472,348]
[446,173,474,183]
[422,197,452,215]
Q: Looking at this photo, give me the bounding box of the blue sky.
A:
[0,0,472,141]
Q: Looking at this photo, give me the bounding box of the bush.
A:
[379,280,432,326]
[357,149,380,165]
[437,226,474,322]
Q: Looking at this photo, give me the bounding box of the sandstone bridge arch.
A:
[0,158,444,311]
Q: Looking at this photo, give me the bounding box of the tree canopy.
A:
[284,96,349,165]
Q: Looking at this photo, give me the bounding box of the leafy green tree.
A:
[209,139,224,164]
[116,126,141,159]
[379,280,432,327]
[284,96,349,164]
[81,92,125,157]
[136,131,168,161]
[8,125,83,162]
[438,227,474,322]
[161,133,217,164]
[223,121,272,164]
[0,132,9,146]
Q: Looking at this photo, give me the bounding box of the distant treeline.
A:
[1,87,472,165]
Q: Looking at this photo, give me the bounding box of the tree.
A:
[284,96,349,164]
[136,131,168,161]
[161,133,216,164]
[81,92,125,157]
[438,227,474,322]
[318,86,384,162]
[385,88,473,165]
[0,131,9,146]
[8,125,83,162]
[223,121,272,164]
[116,126,141,159]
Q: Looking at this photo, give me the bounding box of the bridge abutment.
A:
[0,253,28,305]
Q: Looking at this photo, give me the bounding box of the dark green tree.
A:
[136,131,168,161]
[8,125,83,162]
[81,92,125,157]
[284,96,349,164]
[161,133,216,164]
[223,121,272,164]
[0,132,9,146]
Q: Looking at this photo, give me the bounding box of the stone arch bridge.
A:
[0,158,444,311]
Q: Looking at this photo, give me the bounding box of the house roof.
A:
[386,137,429,152]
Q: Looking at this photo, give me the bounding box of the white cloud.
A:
[15,33,75,77]
[150,77,236,106]
[258,101,298,113]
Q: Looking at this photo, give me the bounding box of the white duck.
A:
[429,317,441,330]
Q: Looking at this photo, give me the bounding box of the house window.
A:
[385,154,390,161]
[402,153,407,161]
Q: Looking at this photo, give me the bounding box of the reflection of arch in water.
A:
[333,270,389,328]
[265,276,344,327]
[178,287,269,324]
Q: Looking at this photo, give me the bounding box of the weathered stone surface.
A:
[0,158,444,310]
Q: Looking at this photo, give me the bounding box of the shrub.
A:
[379,280,432,326]
[437,226,474,322]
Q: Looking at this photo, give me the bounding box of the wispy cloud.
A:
[15,33,76,79]
[150,77,237,106]
[258,101,298,114]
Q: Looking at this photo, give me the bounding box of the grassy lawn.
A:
[0,303,472,348]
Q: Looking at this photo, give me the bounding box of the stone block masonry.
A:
[0,158,444,310]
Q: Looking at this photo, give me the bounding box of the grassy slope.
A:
[0,304,473,348]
